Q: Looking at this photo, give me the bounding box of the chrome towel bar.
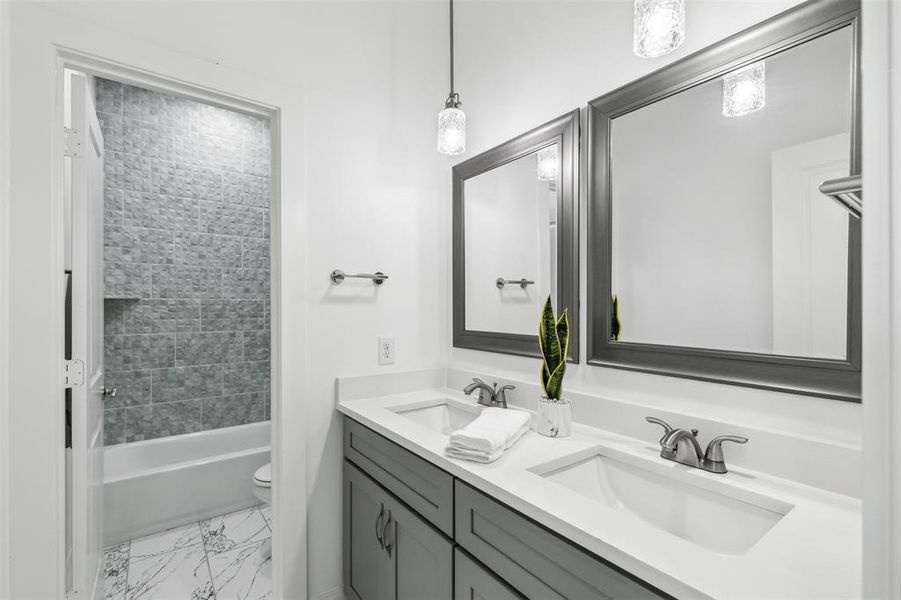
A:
[496,277,534,289]
[331,269,389,285]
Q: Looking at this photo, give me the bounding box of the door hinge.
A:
[64,359,85,389]
[64,126,82,159]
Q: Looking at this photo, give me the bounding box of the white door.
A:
[68,70,106,600]
[771,134,850,359]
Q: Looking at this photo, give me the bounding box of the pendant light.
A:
[633,0,685,59]
[438,0,465,155]
[722,62,766,117]
[536,145,558,181]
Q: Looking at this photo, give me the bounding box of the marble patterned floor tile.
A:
[125,543,214,600]
[130,522,203,560]
[208,538,272,600]
[258,505,272,529]
[104,543,130,600]
[201,507,269,555]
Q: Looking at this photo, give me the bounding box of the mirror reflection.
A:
[464,144,559,335]
[610,26,853,359]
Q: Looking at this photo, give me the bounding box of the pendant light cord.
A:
[449,0,455,95]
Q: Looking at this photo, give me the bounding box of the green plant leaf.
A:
[546,310,569,400]
[538,296,562,397]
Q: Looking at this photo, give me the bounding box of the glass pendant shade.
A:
[633,0,685,58]
[536,146,558,181]
[722,62,766,117]
[438,106,466,155]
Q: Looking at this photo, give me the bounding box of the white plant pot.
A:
[536,396,572,438]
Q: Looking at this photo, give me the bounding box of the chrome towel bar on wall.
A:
[496,277,535,289]
[330,269,389,285]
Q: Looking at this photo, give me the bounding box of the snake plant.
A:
[538,295,569,401]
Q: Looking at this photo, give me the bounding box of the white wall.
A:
[449,0,862,490]
[0,1,10,596]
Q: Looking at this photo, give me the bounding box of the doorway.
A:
[64,68,277,600]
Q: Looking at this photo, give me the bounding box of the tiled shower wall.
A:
[96,78,271,445]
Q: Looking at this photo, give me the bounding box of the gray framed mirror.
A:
[453,110,579,360]
[587,0,861,400]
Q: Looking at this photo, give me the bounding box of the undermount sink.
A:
[531,447,793,555]
[391,399,482,435]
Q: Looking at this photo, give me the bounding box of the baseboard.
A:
[314,585,346,600]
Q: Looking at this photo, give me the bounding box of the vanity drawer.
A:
[454,481,670,600]
[454,548,524,600]
[344,417,454,536]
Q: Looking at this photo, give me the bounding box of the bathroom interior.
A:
[1,0,899,599]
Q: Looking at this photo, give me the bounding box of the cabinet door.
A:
[454,548,523,600]
[345,461,392,600]
[382,483,453,600]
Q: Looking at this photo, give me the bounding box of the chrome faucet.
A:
[646,416,748,474]
[463,378,514,409]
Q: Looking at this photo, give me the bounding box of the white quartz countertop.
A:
[337,388,861,600]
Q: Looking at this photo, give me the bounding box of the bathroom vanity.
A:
[338,380,861,600]
[343,417,667,600]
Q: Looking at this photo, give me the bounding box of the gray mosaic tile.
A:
[104,152,152,192]
[105,370,152,408]
[263,392,271,420]
[104,334,175,371]
[201,393,266,430]
[263,301,270,330]
[122,84,200,130]
[123,192,199,232]
[200,300,264,332]
[125,399,202,442]
[198,104,267,142]
[104,187,124,227]
[123,117,172,159]
[105,262,152,299]
[175,332,242,366]
[152,365,222,403]
[222,172,270,208]
[173,232,243,268]
[106,299,200,335]
[104,408,127,446]
[105,226,174,264]
[243,331,270,362]
[222,360,270,396]
[241,238,269,269]
[197,202,268,238]
[97,112,123,153]
[242,141,270,177]
[95,78,123,115]
[151,159,222,202]
[222,268,270,299]
[151,265,222,300]
[171,131,242,173]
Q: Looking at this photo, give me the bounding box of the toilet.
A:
[253,463,272,561]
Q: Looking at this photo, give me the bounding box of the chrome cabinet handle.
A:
[382,511,393,558]
[704,435,749,464]
[645,416,673,445]
[375,504,385,549]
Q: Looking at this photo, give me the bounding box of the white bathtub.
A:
[104,422,270,546]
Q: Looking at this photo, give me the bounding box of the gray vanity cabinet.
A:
[344,460,453,600]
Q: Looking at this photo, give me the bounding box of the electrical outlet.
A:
[378,336,395,365]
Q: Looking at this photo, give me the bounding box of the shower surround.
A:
[97,78,271,445]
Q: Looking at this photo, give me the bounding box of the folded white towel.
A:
[449,408,530,454]
[445,408,531,463]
